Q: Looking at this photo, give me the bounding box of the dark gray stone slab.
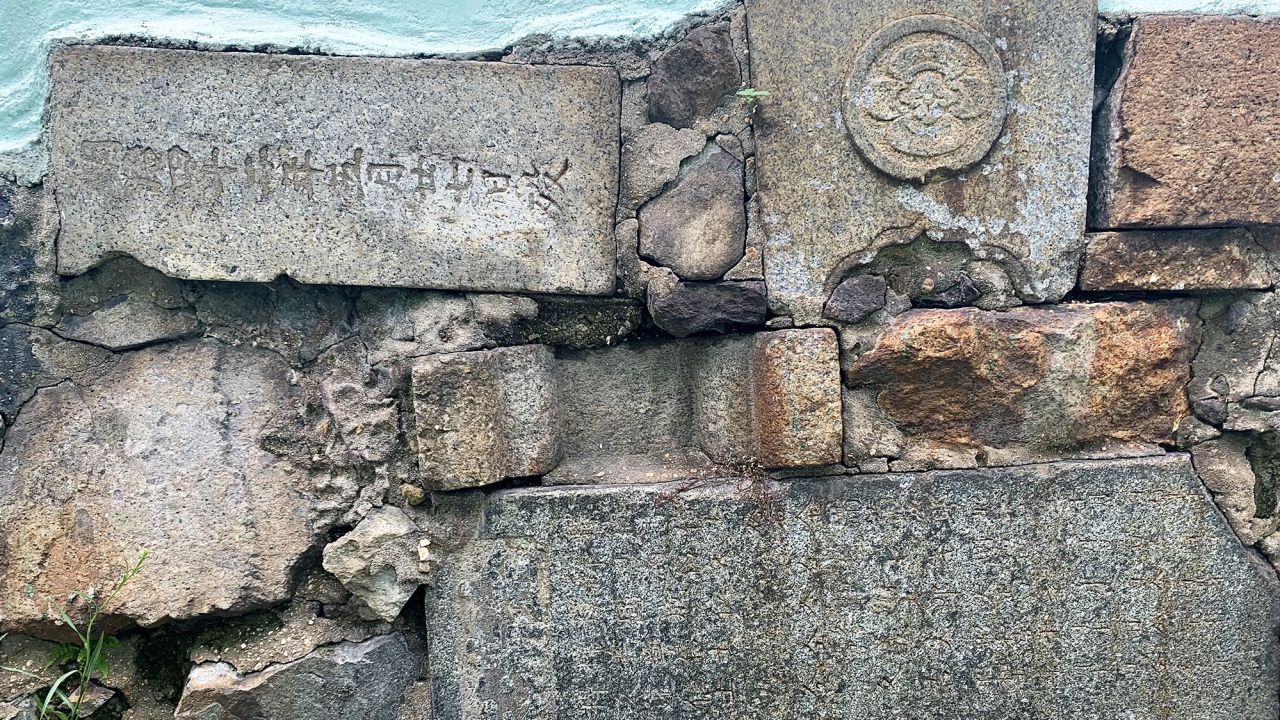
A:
[747,1,1095,321]
[49,46,620,295]
[427,455,1279,720]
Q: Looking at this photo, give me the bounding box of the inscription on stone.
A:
[844,15,1007,181]
[428,456,1279,719]
[49,46,620,294]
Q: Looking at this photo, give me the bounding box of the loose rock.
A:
[824,275,887,323]
[322,507,425,622]
[646,274,766,337]
[647,23,741,129]
[639,150,746,281]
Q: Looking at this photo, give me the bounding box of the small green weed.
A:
[736,87,772,104]
[1,550,149,719]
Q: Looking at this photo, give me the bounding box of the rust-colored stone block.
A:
[1082,229,1272,291]
[752,329,844,468]
[1091,15,1280,228]
[848,303,1197,469]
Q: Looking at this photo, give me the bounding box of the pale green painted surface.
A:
[1,0,1277,175]
[0,0,722,161]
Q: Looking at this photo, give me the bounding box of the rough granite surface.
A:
[747,0,1095,320]
[427,455,1279,720]
[1091,15,1280,228]
[49,45,620,294]
[0,340,313,635]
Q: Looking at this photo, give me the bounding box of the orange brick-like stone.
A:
[752,329,843,468]
[1091,15,1280,228]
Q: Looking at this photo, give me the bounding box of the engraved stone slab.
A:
[747,1,1095,321]
[49,46,620,294]
[427,456,1279,719]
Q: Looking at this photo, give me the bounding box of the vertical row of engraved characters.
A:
[76,140,571,214]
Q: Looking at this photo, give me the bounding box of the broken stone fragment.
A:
[175,634,418,720]
[1081,229,1272,291]
[647,22,741,129]
[53,258,200,351]
[1191,434,1280,547]
[1091,15,1280,228]
[752,329,844,468]
[824,275,887,323]
[621,122,706,210]
[322,507,425,622]
[188,603,387,675]
[639,149,746,281]
[0,340,313,636]
[410,345,559,490]
[646,275,766,337]
[1192,293,1280,407]
[0,324,116,422]
[0,182,58,327]
[847,302,1198,470]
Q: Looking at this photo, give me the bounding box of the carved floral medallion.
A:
[843,15,1008,182]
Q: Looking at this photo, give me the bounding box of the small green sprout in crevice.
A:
[2,550,149,719]
[736,88,772,105]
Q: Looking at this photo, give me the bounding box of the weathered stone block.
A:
[647,23,741,129]
[547,329,844,482]
[1091,15,1280,228]
[752,329,842,468]
[427,456,1279,719]
[748,0,1095,321]
[646,275,767,337]
[411,345,559,490]
[0,340,313,635]
[1082,229,1272,291]
[847,302,1197,469]
[49,46,619,294]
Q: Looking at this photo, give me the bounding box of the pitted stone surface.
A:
[49,46,619,295]
[748,0,1095,321]
[1091,15,1280,229]
[1082,229,1272,292]
[0,340,312,635]
[427,455,1279,720]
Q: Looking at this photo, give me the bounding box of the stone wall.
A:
[1,5,1279,719]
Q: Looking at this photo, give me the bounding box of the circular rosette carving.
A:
[843,15,1008,182]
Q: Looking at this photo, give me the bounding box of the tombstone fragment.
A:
[426,456,1280,719]
[49,46,620,294]
[748,0,1095,321]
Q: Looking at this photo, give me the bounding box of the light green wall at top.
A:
[1,0,1276,175]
